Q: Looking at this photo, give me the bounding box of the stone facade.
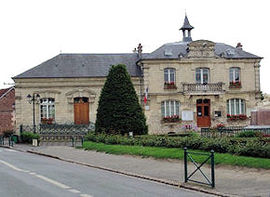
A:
[142,46,260,133]
[14,77,142,133]
[13,16,262,135]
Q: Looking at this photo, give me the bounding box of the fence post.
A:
[211,150,215,188]
[71,137,74,147]
[81,136,84,146]
[184,147,188,183]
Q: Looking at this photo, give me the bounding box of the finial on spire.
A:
[180,14,194,42]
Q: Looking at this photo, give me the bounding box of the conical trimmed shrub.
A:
[95,64,148,135]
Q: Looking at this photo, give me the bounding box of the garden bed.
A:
[84,132,270,159]
[82,141,270,169]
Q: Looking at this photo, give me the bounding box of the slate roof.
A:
[180,15,194,30]
[14,54,142,79]
[14,41,262,79]
[143,41,262,60]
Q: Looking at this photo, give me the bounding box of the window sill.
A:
[229,82,242,89]
[161,119,181,124]
[164,85,177,89]
[229,85,242,89]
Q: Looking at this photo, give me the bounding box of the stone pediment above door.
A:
[66,89,96,104]
[186,40,216,59]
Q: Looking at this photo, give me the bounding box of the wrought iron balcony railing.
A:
[182,83,224,95]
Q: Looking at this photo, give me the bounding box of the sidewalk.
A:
[10,144,270,197]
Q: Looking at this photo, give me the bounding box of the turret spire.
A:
[180,14,194,42]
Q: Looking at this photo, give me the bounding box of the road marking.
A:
[34,174,70,189]
[69,189,81,193]
[0,159,94,197]
[80,194,93,197]
[5,149,17,152]
[0,160,28,172]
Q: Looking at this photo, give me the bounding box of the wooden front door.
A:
[196,99,211,127]
[74,97,89,125]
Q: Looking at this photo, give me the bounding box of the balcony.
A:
[182,83,224,95]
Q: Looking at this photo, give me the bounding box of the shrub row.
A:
[21,132,40,143]
[84,132,270,159]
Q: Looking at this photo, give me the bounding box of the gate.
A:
[184,147,215,188]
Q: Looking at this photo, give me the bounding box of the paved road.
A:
[0,148,211,197]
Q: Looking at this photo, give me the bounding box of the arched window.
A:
[227,99,245,115]
[164,68,176,84]
[161,100,180,117]
[196,68,209,84]
[40,98,55,124]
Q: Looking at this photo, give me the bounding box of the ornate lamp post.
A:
[27,93,40,133]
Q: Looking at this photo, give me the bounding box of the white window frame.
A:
[161,100,180,117]
[40,98,55,121]
[227,98,245,115]
[196,68,209,84]
[229,67,240,82]
[164,68,176,83]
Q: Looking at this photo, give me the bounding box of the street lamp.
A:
[27,93,40,133]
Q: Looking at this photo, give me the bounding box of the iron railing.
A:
[20,123,94,146]
[201,126,270,137]
[0,135,14,147]
[183,83,224,95]
[184,147,215,188]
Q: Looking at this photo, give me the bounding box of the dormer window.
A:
[196,68,209,84]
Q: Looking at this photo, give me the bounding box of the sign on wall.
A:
[182,111,194,121]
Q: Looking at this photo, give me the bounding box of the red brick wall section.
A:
[0,88,15,135]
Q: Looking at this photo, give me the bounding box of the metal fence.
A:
[0,135,14,147]
[201,126,270,137]
[20,123,94,146]
[201,126,243,137]
[184,147,215,188]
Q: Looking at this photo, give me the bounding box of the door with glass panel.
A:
[196,99,211,127]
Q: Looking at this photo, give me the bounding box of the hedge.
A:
[21,132,40,143]
[84,132,270,159]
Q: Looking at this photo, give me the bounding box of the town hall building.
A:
[13,15,262,134]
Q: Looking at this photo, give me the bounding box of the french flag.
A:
[144,87,148,104]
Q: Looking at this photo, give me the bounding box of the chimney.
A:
[133,43,143,58]
[236,42,243,50]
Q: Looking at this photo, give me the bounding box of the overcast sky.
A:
[0,0,269,92]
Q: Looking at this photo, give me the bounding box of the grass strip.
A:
[83,141,270,169]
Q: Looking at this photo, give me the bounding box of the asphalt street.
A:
[0,147,212,197]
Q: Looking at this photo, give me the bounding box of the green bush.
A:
[84,132,270,159]
[21,132,40,143]
[236,131,259,138]
[95,64,148,135]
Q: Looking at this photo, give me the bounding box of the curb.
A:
[26,150,233,197]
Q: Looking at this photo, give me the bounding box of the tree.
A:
[95,64,148,135]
